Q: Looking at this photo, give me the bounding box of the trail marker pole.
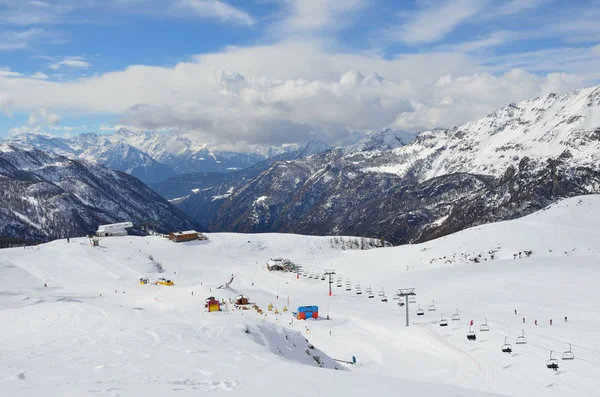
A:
[324,270,336,296]
[396,288,416,326]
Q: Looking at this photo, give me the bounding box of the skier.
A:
[470,319,474,327]
[534,319,537,325]
[191,291,194,296]
[44,283,47,288]
[522,317,525,323]
[564,316,568,322]
[550,319,553,325]
[514,309,517,315]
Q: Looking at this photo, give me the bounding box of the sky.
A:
[1,0,600,147]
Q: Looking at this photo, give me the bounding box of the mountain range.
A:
[170,85,600,244]
[0,143,200,243]
[4,129,308,183]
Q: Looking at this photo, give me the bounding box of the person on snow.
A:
[191,291,194,296]
[522,317,525,323]
[564,316,568,322]
[514,309,517,315]
[550,319,553,325]
[44,283,47,288]
[534,319,538,325]
[470,319,474,327]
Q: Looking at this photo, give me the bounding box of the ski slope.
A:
[2,196,600,396]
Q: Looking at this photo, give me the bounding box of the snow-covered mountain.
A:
[0,144,200,242]
[176,85,600,244]
[362,87,600,181]
[3,130,313,183]
[343,128,417,154]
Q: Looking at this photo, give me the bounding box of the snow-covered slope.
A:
[344,128,417,153]
[0,145,200,242]
[364,86,600,180]
[2,195,600,396]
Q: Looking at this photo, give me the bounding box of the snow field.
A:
[2,195,600,396]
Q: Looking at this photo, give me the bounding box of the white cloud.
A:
[0,38,595,146]
[173,0,254,25]
[0,67,23,77]
[49,56,91,69]
[386,0,488,45]
[27,108,62,127]
[31,71,49,79]
[272,0,367,35]
[0,95,14,117]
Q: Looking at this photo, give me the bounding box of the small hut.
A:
[235,295,250,305]
[205,296,221,312]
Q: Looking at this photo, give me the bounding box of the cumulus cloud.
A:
[28,108,62,127]
[0,40,594,146]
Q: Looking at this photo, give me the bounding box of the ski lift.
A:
[309,273,314,279]
[466,326,476,341]
[428,300,436,311]
[398,300,405,307]
[416,304,425,316]
[302,273,308,278]
[368,289,374,298]
[320,275,326,281]
[439,313,448,327]
[337,283,342,288]
[546,350,559,371]
[381,295,388,302]
[516,329,527,345]
[356,284,362,295]
[409,296,416,304]
[452,309,460,321]
[392,294,400,300]
[562,343,575,360]
[480,318,490,332]
[501,337,512,353]
[378,288,385,297]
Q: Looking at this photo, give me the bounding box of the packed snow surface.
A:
[2,195,600,396]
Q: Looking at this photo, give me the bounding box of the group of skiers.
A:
[515,310,567,325]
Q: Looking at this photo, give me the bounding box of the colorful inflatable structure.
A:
[296,306,318,320]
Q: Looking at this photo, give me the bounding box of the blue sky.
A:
[1,0,600,146]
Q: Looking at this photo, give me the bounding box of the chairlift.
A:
[439,313,448,327]
[466,326,476,341]
[428,300,436,311]
[502,337,512,353]
[337,283,342,288]
[381,295,388,302]
[302,273,308,278]
[480,318,490,332]
[562,343,575,360]
[392,294,400,300]
[546,350,559,371]
[309,273,314,279]
[378,288,385,297]
[416,304,425,316]
[398,300,405,307]
[452,309,460,321]
[409,295,417,304]
[516,329,527,345]
[320,275,326,281]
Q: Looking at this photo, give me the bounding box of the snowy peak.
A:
[362,84,600,180]
[297,140,331,157]
[345,128,417,153]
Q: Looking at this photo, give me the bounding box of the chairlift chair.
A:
[516,329,527,345]
[321,275,326,281]
[309,273,314,279]
[452,309,460,321]
[379,288,385,297]
[439,314,448,327]
[480,318,490,332]
[416,304,425,316]
[398,300,405,307]
[392,294,400,300]
[546,350,559,371]
[562,343,575,360]
[501,337,512,353]
[381,295,388,302]
[409,296,417,304]
[466,326,476,341]
[428,300,436,311]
